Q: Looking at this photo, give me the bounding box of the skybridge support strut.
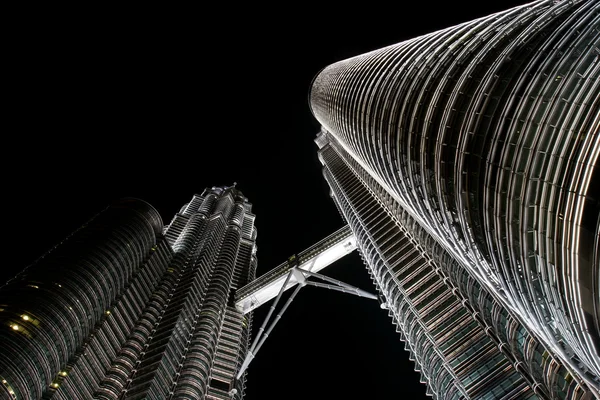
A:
[300,269,377,300]
[236,266,377,379]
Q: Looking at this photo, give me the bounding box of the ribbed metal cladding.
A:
[170,225,242,398]
[0,198,163,399]
[325,133,594,399]
[120,211,212,400]
[320,141,538,399]
[119,187,257,400]
[310,0,599,396]
[52,238,173,400]
[0,188,257,400]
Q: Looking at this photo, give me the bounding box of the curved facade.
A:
[0,198,163,398]
[311,0,599,398]
[0,188,258,400]
[318,134,594,398]
[320,141,540,399]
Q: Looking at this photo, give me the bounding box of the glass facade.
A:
[0,187,257,400]
[320,140,539,399]
[310,0,599,398]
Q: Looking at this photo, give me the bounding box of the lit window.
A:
[11,325,19,331]
[21,315,29,321]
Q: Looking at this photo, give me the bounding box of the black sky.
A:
[5,1,533,398]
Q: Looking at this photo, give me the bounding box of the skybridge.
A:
[234,225,380,380]
[234,225,371,314]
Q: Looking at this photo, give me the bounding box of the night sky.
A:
[6,1,532,398]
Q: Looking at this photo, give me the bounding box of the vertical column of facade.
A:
[318,140,536,399]
[122,192,222,399]
[207,213,257,399]
[171,193,246,398]
[49,238,173,400]
[0,198,163,399]
[95,213,208,399]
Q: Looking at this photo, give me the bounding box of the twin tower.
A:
[1,0,598,399]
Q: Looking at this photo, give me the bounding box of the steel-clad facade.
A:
[311,0,599,398]
[0,187,257,400]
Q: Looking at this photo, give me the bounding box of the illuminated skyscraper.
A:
[1,1,599,399]
[0,187,257,399]
[310,0,599,398]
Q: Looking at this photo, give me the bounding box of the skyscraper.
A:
[310,0,599,398]
[2,1,598,399]
[0,186,257,399]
